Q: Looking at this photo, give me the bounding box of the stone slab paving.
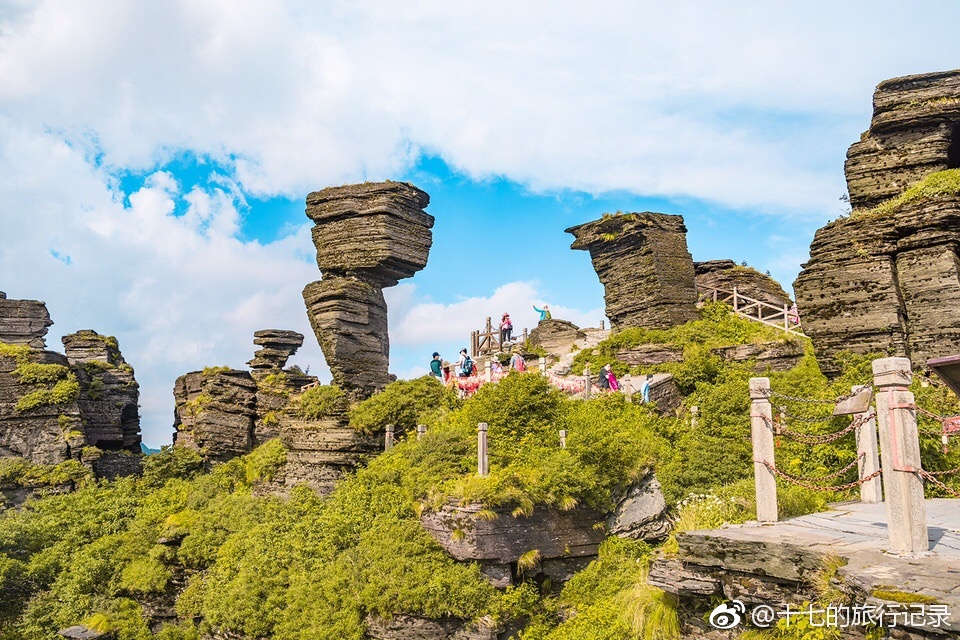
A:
[697,499,960,633]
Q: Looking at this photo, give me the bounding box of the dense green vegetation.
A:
[2,307,959,639]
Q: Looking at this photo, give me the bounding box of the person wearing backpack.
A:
[458,348,474,377]
[510,352,526,372]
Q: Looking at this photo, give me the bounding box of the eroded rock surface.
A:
[527,319,586,357]
[694,260,792,307]
[0,296,52,348]
[567,213,698,330]
[845,69,960,210]
[607,473,670,541]
[173,369,257,464]
[63,331,140,453]
[247,329,304,378]
[795,70,960,377]
[303,181,433,399]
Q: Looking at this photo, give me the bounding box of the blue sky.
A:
[1,1,959,446]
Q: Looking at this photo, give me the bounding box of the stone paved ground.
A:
[700,499,960,633]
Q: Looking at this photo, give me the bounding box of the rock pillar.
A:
[302,182,434,399]
[566,213,698,330]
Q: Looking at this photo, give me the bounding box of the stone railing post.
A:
[853,385,882,504]
[690,406,699,429]
[582,367,591,400]
[750,378,777,522]
[733,286,739,313]
[539,357,546,375]
[559,429,567,449]
[873,357,928,554]
[416,424,426,441]
[622,374,633,401]
[485,360,492,383]
[385,424,395,451]
[477,422,489,477]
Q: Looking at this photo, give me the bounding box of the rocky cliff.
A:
[567,213,698,330]
[302,181,434,400]
[0,296,142,478]
[795,70,960,377]
[844,69,960,210]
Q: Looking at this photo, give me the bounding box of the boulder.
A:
[280,418,379,495]
[567,213,698,330]
[844,69,960,210]
[419,502,605,565]
[0,296,52,348]
[607,473,670,541]
[527,319,586,357]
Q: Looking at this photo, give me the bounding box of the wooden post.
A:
[750,378,778,523]
[385,424,395,451]
[873,357,928,554]
[853,385,882,504]
[559,429,567,449]
[471,331,478,357]
[600,320,605,331]
[522,328,528,344]
[485,360,492,383]
[733,286,739,313]
[690,405,698,429]
[539,357,546,375]
[477,422,489,477]
[417,424,426,441]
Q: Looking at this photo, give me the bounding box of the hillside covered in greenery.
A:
[2,306,959,640]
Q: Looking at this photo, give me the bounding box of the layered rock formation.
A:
[173,369,258,464]
[844,70,960,210]
[0,297,142,478]
[0,293,52,348]
[246,329,304,378]
[694,260,792,307]
[302,181,434,400]
[795,70,960,376]
[527,319,586,356]
[567,213,698,330]
[280,418,378,495]
[63,331,140,453]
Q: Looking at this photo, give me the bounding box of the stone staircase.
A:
[550,327,610,375]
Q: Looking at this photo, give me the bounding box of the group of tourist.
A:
[429,346,528,383]
[596,365,653,402]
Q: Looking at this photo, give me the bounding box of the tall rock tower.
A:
[302,182,434,399]
[566,213,698,331]
[795,69,960,376]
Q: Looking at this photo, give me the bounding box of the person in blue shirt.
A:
[533,304,552,322]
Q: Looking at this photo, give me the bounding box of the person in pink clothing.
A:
[500,313,513,346]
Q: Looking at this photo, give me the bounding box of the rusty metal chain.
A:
[916,466,960,477]
[757,459,882,492]
[767,411,874,445]
[915,469,960,498]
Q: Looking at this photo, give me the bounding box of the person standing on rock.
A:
[430,352,443,379]
[533,304,551,322]
[500,313,513,346]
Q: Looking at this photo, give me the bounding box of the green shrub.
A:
[298,384,348,420]
[141,446,205,487]
[349,376,457,434]
[15,377,80,413]
[12,363,70,385]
